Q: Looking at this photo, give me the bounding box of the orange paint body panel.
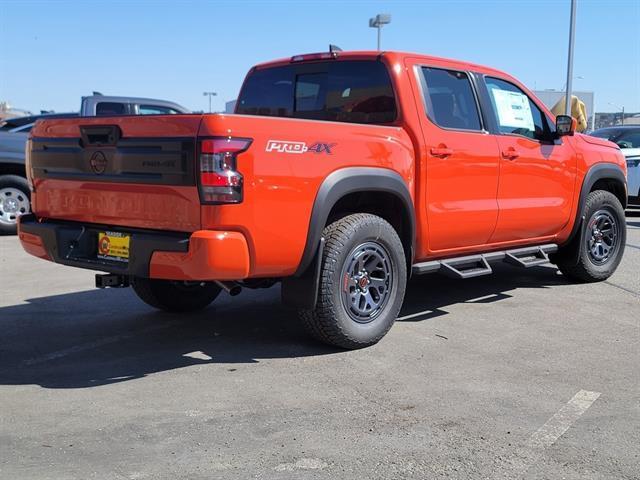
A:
[21,50,627,282]
[149,230,250,281]
[197,114,415,276]
[18,230,50,260]
[32,180,201,232]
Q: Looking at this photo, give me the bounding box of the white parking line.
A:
[396,310,436,321]
[495,389,601,479]
[526,390,601,449]
[183,350,213,361]
[24,321,178,366]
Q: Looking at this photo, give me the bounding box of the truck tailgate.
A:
[29,115,202,232]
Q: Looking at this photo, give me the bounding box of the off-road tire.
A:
[0,175,31,235]
[131,278,221,312]
[556,190,626,282]
[299,213,407,349]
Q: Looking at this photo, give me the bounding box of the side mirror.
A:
[556,115,576,137]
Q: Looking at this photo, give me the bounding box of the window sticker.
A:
[491,88,535,131]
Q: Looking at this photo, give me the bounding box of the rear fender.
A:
[282,167,415,309]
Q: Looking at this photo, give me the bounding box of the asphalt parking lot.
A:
[1,210,638,480]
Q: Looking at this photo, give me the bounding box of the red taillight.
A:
[198,137,251,204]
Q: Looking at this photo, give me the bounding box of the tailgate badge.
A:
[266,140,335,155]
[90,151,107,174]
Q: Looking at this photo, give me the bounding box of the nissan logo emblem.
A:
[90,151,107,174]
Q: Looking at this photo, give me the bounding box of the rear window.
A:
[236,60,397,125]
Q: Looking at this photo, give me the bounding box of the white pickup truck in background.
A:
[0,94,190,234]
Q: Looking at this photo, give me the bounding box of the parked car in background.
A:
[0,112,79,131]
[0,129,31,233]
[80,93,190,116]
[0,95,190,234]
[590,126,640,204]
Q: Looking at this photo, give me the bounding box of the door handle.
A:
[430,147,454,157]
[501,148,519,160]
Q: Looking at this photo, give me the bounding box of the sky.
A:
[1,0,639,115]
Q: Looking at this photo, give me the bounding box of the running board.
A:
[412,243,557,279]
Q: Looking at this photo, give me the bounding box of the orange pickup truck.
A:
[19,50,627,349]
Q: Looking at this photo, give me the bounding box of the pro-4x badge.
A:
[266,140,336,155]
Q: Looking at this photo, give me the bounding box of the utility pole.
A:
[369,14,391,51]
[203,91,217,113]
[609,103,625,125]
[564,0,577,116]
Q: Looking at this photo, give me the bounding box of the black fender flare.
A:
[565,163,627,244]
[557,163,627,265]
[282,167,415,309]
[296,167,415,275]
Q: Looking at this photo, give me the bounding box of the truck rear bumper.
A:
[17,215,250,281]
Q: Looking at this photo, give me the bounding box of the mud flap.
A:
[552,214,585,266]
[281,238,325,309]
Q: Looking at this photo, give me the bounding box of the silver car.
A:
[590,126,640,204]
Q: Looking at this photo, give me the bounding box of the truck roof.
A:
[253,50,513,80]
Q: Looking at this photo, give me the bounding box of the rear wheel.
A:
[131,278,221,312]
[299,213,407,349]
[0,175,31,235]
[556,190,626,282]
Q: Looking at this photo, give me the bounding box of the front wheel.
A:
[299,213,407,349]
[131,278,221,312]
[556,190,626,282]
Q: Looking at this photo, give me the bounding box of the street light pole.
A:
[564,0,577,116]
[203,91,217,113]
[609,103,625,126]
[369,14,391,51]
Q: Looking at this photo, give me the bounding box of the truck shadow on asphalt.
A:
[0,264,569,389]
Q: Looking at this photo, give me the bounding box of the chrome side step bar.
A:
[412,244,557,279]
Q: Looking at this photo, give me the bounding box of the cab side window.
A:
[96,102,126,116]
[485,77,551,141]
[420,67,482,131]
[139,105,180,115]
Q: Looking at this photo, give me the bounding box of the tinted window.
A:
[96,102,126,116]
[485,77,550,141]
[590,130,615,140]
[420,67,481,131]
[139,105,180,115]
[237,61,397,125]
[617,131,640,148]
[238,67,294,117]
[295,73,327,112]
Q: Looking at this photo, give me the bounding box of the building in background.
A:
[0,102,32,122]
[225,100,237,114]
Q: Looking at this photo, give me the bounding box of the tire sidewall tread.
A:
[558,190,626,282]
[0,174,30,235]
[300,213,407,349]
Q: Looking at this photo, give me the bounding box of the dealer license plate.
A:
[97,231,130,262]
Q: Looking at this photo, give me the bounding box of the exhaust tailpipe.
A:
[215,280,242,296]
